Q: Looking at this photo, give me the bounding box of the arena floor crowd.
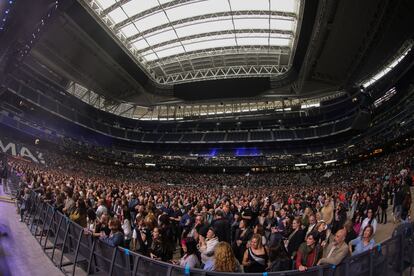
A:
[4,145,414,273]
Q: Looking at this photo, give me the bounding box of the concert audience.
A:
[9,142,413,273]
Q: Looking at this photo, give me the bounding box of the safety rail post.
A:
[51,213,64,263]
[131,255,140,276]
[369,248,374,276]
[58,218,71,269]
[38,205,50,244]
[86,238,96,275]
[42,208,55,249]
[108,246,118,276]
[71,227,84,276]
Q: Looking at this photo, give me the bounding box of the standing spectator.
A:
[199,227,219,267]
[69,199,87,228]
[286,218,306,258]
[100,218,124,247]
[320,198,334,226]
[211,209,231,243]
[232,219,252,262]
[360,209,378,236]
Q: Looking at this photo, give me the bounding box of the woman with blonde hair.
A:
[204,242,243,272]
[242,234,268,272]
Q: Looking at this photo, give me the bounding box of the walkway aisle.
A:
[0,184,63,276]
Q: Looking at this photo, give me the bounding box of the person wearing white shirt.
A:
[359,209,377,236]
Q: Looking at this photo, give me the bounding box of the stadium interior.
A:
[0,0,413,275]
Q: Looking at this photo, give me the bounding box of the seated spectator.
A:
[199,227,219,266]
[295,232,322,271]
[317,229,349,266]
[349,225,375,256]
[360,209,378,236]
[242,234,268,273]
[100,218,124,247]
[173,237,200,269]
[267,241,291,272]
[204,241,243,272]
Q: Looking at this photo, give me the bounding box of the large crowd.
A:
[7,144,414,273]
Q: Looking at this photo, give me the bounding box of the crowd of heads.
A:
[10,143,413,273]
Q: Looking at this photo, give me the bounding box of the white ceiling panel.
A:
[85,0,301,84]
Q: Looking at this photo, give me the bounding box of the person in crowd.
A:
[18,188,30,222]
[352,212,363,235]
[211,209,231,243]
[95,198,108,219]
[305,214,317,237]
[360,208,378,236]
[173,237,200,269]
[267,241,292,272]
[62,188,75,216]
[131,217,151,255]
[317,229,349,266]
[242,233,268,273]
[320,198,334,226]
[379,191,389,224]
[86,208,97,233]
[349,225,375,256]
[344,220,358,244]
[204,241,243,272]
[122,211,132,248]
[69,199,87,228]
[332,203,347,234]
[253,224,267,246]
[232,219,252,262]
[100,218,124,247]
[285,218,306,258]
[199,227,219,267]
[295,231,322,271]
[149,227,168,261]
[93,213,111,238]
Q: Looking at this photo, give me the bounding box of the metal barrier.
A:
[16,187,414,276]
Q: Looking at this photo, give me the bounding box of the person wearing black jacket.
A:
[286,218,305,259]
[211,209,231,243]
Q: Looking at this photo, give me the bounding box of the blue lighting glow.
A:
[235,147,261,156]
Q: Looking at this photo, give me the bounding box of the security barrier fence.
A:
[12,173,414,276]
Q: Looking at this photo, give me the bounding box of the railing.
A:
[15,181,414,276]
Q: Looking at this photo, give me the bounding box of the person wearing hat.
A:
[199,226,219,267]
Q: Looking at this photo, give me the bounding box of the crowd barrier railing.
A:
[15,184,414,276]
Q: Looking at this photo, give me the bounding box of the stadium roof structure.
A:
[80,0,303,85]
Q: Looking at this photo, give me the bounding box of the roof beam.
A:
[123,10,296,40]
[137,29,293,54]
[146,45,289,68]
[101,0,132,15]
[113,0,196,28]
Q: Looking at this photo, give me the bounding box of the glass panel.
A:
[134,12,169,32]
[230,0,269,11]
[184,38,237,52]
[121,0,159,17]
[237,37,269,46]
[108,7,128,23]
[270,0,298,13]
[165,1,230,21]
[156,45,186,58]
[96,0,115,9]
[175,19,234,37]
[234,18,269,29]
[132,39,149,50]
[269,37,291,46]
[270,18,294,31]
[120,23,139,37]
[145,28,177,45]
